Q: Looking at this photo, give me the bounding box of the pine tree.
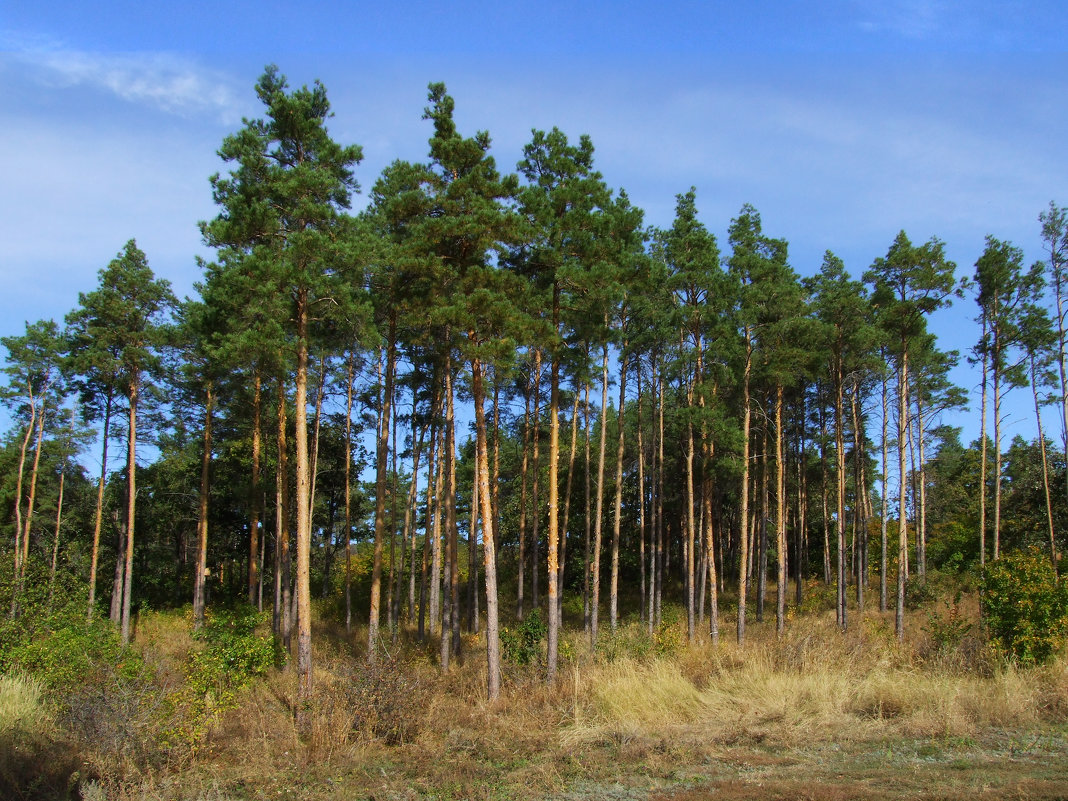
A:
[65,239,175,644]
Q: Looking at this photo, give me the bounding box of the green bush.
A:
[186,606,279,701]
[501,608,546,666]
[982,548,1068,665]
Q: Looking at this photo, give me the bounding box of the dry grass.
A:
[564,613,1068,751]
[15,598,1068,800]
[0,672,48,733]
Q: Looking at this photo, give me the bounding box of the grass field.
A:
[4,589,1068,800]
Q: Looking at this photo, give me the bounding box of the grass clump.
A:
[0,673,48,733]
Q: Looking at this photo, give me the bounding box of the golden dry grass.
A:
[24,597,1068,800]
[0,672,47,732]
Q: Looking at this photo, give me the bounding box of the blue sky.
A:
[2,0,1067,456]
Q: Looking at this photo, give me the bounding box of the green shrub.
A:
[166,605,281,748]
[501,608,547,666]
[982,548,1068,665]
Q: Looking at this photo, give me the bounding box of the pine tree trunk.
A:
[344,356,354,634]
[249,373,262,606]
[775,384,787,635]
[880,366,890,612]
[590,342,610,646]
[11,383,36,594]
[369,324,397,658]
[636,371,647,627]
[120,381,138,645]
[560,385,581,624]
[979,322,989,567]
[738,333,752,646]
[685,355,697,642]
[531,349,543,611]
[583,380,592,632]
[193,384,213,630]
[294,293,314,718]
[896,348,910,642]
[87,391,113,621]
[446,359,461,662]
[835,361,847,631]
[48,466,66,612]
[517,362,532,620]
[993,345,1003,561]
[915,389,928,578]
[470,351,501,699]
[851,384,866,615]
[274,378,290,643]
[610,345,628,633]
[818,388,831,585]
[546,308,562,680]
[547,286,564,679]
[21,398,48,578]
[429,420,445,639]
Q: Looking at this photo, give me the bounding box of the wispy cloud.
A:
[2,31,246,122]
[855,0,948,39]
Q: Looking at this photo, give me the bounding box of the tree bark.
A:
[87,391,113,621]
[294,292,314,718]
[590,341,610,646]
[369,324,397,658]
[120,381,138,645]
[193,384,213,630]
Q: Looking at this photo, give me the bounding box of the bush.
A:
[982,548,1068,665]
[167,605,281,747]
[501,608,546,666]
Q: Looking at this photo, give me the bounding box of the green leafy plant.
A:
[501,608,546,666]
[982,548,1068,665]
[166,605,280,747]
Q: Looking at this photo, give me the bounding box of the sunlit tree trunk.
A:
[193,384,213,630]
[87,391,114,621]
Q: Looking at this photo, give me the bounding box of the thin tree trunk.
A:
[738,332,752,646]
[835,362,847,631]
[636,370,647,627]
[559,384,581,624]
[775,383,787,636]
[120,382,138,645]
[249,372,262,605]
[583,379,592,632]
[880,365,890,612]
[11,382,36,593]
[193,384,213,630]
[87,392,113,621]
[47,468,66,611]
[993,348,1004,561]
[851,382,865,615]
[979,319,989,568]
[470,351,501,699]
[896,348,910,642]
[21,398,48,578]
[531,349,543,610]
[609,344,628,633]
[517,359,533,620]
[915,388,927,579]
[590,341,610,646]
[430,418,446,639]
[818,386,831,585]
[344,355,354,634]
[369,325,397,658]
[547,295,563,680]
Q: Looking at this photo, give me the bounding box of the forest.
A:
[3,67,1068,800]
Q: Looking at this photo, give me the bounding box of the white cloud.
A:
[854,0,948,39]
[2,31,246,123]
